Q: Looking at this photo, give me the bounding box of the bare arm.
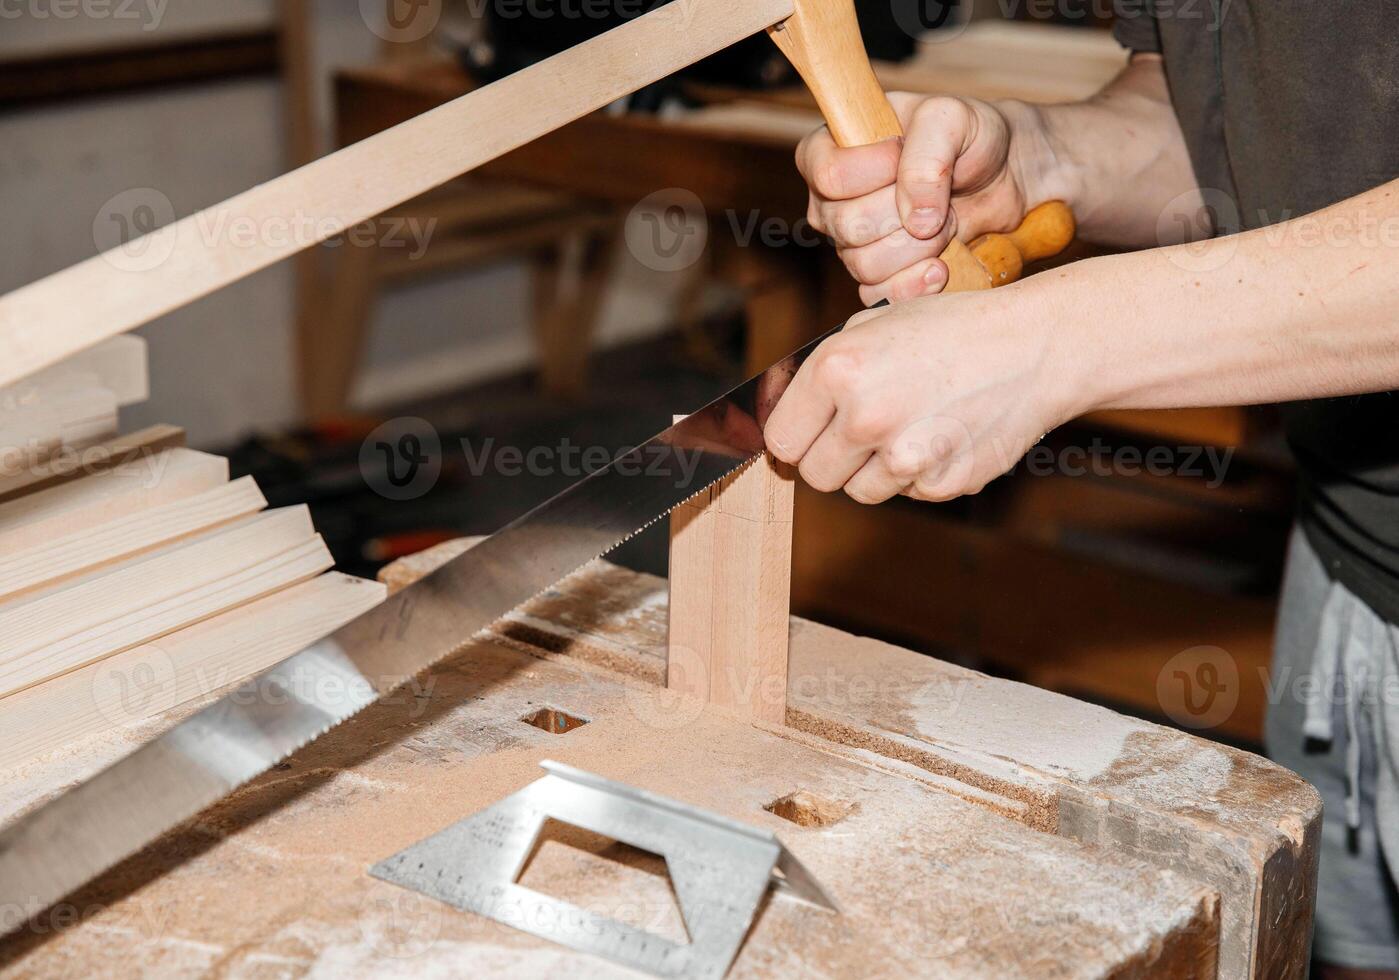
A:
[1018,53,1205,247]
[763,179,1399,504]
[1062,179,1399,412]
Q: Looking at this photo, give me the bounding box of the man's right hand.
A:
[798,92,1047,305]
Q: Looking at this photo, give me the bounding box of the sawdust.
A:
[785,706,1060,833]
[374,546,1320,979]
[0,638,1220,978]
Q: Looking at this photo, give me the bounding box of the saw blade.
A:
[0,319,838,923]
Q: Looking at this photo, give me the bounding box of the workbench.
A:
[0,547,1319,978]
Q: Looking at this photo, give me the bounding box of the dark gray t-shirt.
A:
[1113,1,1399,623]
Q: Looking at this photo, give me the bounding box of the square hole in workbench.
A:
[764,790,858,829]
[520,706,590,735]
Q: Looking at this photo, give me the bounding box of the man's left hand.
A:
[763,290,1084,503]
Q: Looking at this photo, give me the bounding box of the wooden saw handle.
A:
[968,201,1076,288]
[767,0,1075,291]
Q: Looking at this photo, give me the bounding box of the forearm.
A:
[1035,180,1399,417]
[1002,55,1205,249]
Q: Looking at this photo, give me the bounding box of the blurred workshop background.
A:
[0,0,1294,748]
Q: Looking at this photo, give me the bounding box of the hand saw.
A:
[0,0,1073,922]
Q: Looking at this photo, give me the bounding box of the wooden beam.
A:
[0,424,185,503]
[0,448,227,555]
[0,477,266,602]
[0,0,796,389]
[0,507,329,699]
[0,572,385,772]
[667,443,795,725]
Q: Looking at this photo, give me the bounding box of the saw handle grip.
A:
[767,0,1075,289]
[967,201,1077,288]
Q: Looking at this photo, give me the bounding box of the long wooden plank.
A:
[0,573,386,773]
[0,0,795,389]
[0,507,328,698]
[0,448,228,554]
[0,476,266,601]
[0,424,185,503]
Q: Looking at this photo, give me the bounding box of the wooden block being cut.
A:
[0,476,266,601]
[0,447,228,554]
[0,424,184,503]
[0,507,330,698]
[0,572,386,772]
[0,336,148,408]
[667,451,795,725]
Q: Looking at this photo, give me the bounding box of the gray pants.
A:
[1267,528,1399,971]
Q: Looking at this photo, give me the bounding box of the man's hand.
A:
[798,56,1207,310]
[798,92,1048,305]
[773,55,1228,506]
[766,177,1399,506]
[762,289,1082,503]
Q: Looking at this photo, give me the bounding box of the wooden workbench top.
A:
[0,632,1215,978]
[0,546,1317,978]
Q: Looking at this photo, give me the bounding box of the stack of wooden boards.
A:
[0,337,386,771]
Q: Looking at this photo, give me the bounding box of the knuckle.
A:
[884,444,925,481]
[913,467,968,502]
[915,95,967,124]
[763,425,799,464]
[844,404,897,444]
[799,459,841,494]
[814,159,848,200]
[827,204,861,244]
[841,253,868,282]
[901,163,952,190]
[844,204,897,246]
[812,345,864,394]
[841,247,881,284]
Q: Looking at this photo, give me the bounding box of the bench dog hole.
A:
[520,706,590,735]
[764,790,858,828]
